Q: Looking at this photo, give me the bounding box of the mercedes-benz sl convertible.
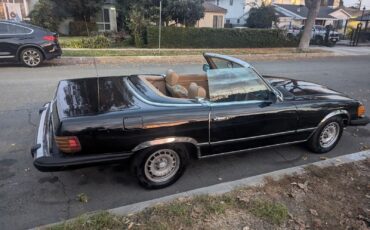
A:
[31,53,369,189]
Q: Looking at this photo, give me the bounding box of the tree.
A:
[246,4,277,28]
[29,0,62,31]
[51,0,104,22]
[298,0,321,51]
[163,0,204,27]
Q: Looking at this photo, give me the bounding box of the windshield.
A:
[207,67,271,103]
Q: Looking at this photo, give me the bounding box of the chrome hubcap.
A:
[23,50,41,66]
[319,122,340,148]
[144,149,180,183]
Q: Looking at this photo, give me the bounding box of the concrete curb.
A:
[35,149,370,229]
[48,52,341,65]
[109,149,370,216]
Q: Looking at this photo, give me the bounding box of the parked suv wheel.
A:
[306,116,343,153]
[132,144,189,189]
[20,48,43,67]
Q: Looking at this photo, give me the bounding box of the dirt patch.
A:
[50,159,370,230]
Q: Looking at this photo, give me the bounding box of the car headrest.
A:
[165,69,179,86]
[188,82,206,99]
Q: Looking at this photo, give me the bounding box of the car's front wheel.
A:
[307,116,343,153]
[132,145,189,189]
[20,48,43,67]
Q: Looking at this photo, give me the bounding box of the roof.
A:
[354,13,370,21]
[274,4,337,19]
[203,2,227,14]
[340,6,370,17]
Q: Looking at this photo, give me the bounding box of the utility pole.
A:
[159,0,162,51]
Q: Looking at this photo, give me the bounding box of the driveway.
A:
[0,56,369,229]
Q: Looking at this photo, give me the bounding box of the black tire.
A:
[314,36,323,45]
[306,116,343,154]
[131,144,189,189]
[20,47,43,67]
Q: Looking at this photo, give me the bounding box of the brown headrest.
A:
[165,69,179,86]
[188,82,206,99]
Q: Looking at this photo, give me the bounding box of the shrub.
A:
[147,27,297,48]
[60,35,111,48]
[69,21,97,36]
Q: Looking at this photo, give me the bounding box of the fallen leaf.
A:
[302,155,308,160]
[320,157,329,160]
[309,209,318,216]
[77,193,88,203]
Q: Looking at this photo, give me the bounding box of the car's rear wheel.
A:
[306,116,343,153]
[314,36,323,45]
[20,48,43,67]
[132,144,189,189]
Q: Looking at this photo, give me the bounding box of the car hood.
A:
[263,75,346,98]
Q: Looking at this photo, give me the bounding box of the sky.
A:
[343,0,370,9]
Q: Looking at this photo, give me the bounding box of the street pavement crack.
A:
[51,173,71,220]
[27,109,37,127]
[274,149,296,166]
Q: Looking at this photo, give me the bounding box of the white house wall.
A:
[208,0,247,25]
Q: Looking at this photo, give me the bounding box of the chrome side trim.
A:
[132,137,201,155]
[124,78,203,107]
[199,140,307,159]
[0,21,34,35]
[0,55,15,58]
[201,128,316,147]
[319,110,350,127]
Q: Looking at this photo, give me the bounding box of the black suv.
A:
[0,20,62,67]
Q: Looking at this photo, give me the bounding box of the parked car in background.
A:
[0,20,62,67]
[300,25,340,46]
[31,53,369,189]
[282,25,301,38]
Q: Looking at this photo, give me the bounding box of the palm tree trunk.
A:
[298,0,321,51]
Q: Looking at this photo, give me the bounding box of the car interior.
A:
[139,69,209,100]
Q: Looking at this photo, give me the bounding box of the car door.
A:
[203,54,299,156]
[0,22,32,60]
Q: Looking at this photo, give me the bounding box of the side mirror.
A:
[202,64,210,72]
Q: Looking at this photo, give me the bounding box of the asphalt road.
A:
[0,56,369,229]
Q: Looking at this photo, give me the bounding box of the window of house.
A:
[216,0,219,5]
[230,0,233,5]
[96,8,111,31]
[213,15,223,28]
[237,19,240,24]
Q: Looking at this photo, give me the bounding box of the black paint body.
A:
[31,71,368,172]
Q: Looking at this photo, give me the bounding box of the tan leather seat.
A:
[188,82,206,99]
[165,69,188,98]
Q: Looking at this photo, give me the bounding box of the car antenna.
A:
[84,16,99,78]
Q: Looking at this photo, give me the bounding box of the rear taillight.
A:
[42,35,56,42]
[55,136,81,153]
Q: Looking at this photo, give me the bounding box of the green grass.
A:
[249,199,289,225]
[50,212,128,230]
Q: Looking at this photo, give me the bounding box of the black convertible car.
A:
[31,53,369,189]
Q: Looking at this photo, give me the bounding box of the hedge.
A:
[147,27,297,48]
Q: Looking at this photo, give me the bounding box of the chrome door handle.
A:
[213,116,230,121]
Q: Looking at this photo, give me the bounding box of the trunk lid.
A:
[55,76,137,119]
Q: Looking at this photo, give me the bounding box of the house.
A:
[0,0,117,34]
[196,2,227,28]
[273,4,352,33]
[0,0,35,20]
[205,0,247,27]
